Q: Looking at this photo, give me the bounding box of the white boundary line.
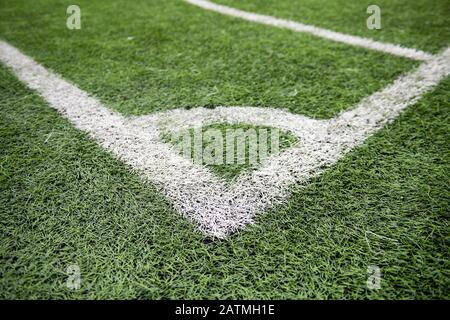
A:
[1,40,448,238]
[184,0,433,61]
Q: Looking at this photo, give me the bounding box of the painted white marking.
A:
[0,40,448,238]
[184,0,432,61]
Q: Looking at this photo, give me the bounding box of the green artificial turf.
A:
[1,63,448,299]
[162,123,298,181]
[0,0,449,300]
[0,0,417,119]
[216,0,450,53]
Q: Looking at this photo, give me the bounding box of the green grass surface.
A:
[0,0,449,300]
[0,0,417,118]
[216,0,450,53]
[1,64,448,299]
[162,123,298,181]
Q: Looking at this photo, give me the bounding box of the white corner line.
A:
[184,0,433,61]
[0,39,449,238]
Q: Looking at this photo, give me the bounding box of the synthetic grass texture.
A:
[216,0,450,53]
[0,0,449,299]
[0,0,418,118]
[1,65,449,299]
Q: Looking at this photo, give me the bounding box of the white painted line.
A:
[184,0,433,61]
[0,40,448,238]
[0,40,229,237]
